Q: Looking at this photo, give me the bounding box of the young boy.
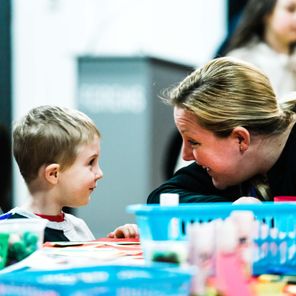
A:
[7,105,138,242]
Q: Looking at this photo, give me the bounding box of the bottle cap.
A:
[160,193,179,206]
[217,218,238,253]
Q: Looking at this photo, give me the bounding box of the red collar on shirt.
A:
[35,212,65,222]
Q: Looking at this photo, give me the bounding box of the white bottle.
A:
[160,193,179,206]
[160,193,180,240]
[188,222,216,296]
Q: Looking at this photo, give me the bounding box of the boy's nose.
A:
[95,167,103,180]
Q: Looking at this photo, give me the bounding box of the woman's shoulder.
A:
[226,38,267,61]
[226,46,250,57]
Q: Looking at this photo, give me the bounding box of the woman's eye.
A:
[287,5,296,13]
[188,139,199,146]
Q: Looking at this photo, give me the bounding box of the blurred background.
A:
[0,0,247,237]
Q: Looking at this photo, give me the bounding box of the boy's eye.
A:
[89,158,96,165]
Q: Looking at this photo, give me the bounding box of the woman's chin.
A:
[212,178,227,190]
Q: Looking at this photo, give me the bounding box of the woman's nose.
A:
[182,143,195,161]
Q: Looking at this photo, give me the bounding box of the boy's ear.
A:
[231,127,250,153]
[44,163,60,185]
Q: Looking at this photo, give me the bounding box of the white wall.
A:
[12,0,227,232]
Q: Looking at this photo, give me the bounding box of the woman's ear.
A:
[231,127,250,153]
[44,164,60,185]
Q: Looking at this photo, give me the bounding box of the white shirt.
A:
[227,38,296,98]
[8,207,95,241]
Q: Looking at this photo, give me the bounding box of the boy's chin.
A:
[69,198,90,208]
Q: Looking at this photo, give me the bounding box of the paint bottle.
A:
[160,193,180,239]
[215,218,253,296]
[188,221,215,295]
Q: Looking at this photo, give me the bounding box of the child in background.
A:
[7,105,138,242]
[222,0,296,97]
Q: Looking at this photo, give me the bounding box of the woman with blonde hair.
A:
[169,0,296,176]
[148,57,296,204]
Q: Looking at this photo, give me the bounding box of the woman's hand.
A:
[107,223,139,238]
[233,196,262,204]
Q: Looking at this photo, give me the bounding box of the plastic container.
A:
[0,218,47,267]
[127,202,296,275]
[273,197,296,233]
[0,233,9,269]
[0,264,193,296]
[274,196,296,202]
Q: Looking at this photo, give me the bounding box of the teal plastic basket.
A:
[0,264,193,296]
[127,202,296,275]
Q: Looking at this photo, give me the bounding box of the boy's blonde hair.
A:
[13,105,100,184]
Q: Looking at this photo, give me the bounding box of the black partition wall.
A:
[0,0,12,212]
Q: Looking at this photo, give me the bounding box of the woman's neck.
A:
[256,119,296,174]
[264,29,290,54]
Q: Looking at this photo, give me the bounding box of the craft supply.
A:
[0,213,12,221]
[0,218,46,266]
[148,241,187,265]
[188,222,215,296]
[160,193,180,239]
[152,250,180,264]
[215,218,253,296]
[0,233,9,269]
[160,193,179,206]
